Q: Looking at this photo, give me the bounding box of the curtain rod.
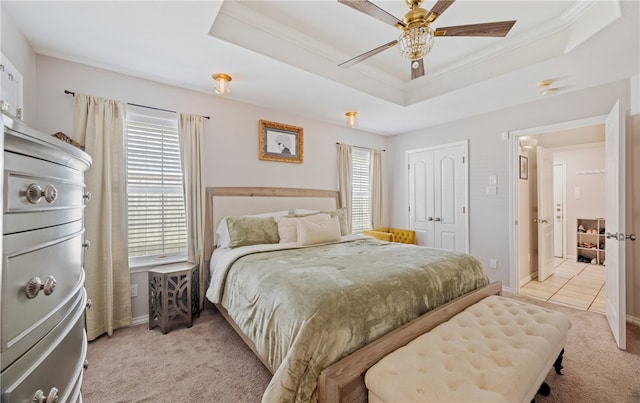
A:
[336,142,386,152]
[64,90,210,119]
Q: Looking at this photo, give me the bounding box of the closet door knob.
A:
[606,232,619,240]
[82,240,91,249]
[626,233,637,241]
[434,217,441,222]
[427,217,433,221]
[83,191,92,201]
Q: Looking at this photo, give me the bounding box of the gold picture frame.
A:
[259,120,303,163]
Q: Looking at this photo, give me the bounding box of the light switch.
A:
[486,186,497,195]
[574,186,581,199]
[489,175,497,185]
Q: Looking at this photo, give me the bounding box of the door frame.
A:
[507,115,606,293]
[406,139,470,253]
[553,161,567,258]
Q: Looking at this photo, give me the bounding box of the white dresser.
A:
[1,113,91,402]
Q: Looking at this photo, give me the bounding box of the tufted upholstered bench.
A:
[364,295,571,402]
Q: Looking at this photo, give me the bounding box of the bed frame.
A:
[204,186,502,403]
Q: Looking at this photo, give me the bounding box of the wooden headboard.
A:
[204,187,341,266]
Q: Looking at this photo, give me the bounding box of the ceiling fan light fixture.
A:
[398,25,435,60]
[345,111,357,128]
[213,73,232,96]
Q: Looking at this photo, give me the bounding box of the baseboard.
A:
[519,273,537,288]
[627,315,640,327]
[131,315,149,327]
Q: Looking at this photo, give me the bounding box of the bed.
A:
[203,187,501,403]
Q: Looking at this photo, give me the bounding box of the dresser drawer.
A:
[1,290,87,403]
[1,220,84,361]
[3,151,86,235]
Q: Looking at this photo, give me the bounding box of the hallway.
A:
[520,258,606,313]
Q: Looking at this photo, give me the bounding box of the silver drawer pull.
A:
[25,184,58,204]
[25,276,57,299]
[82,240,91,249]
[32,387,59,403]
[43,184,58,203]
[83,191,92,201]
[25,184,43,204]
[83,360,89,370]
[86,298,93,309]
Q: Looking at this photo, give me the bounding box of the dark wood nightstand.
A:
[148,262,199,334]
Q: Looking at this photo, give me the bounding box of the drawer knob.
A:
[83,360,89,370]
[86,298,93,309]
[25,276,57,299]
[83,191,92,201]
[31,387,59,403]
[82,240,91,249]
[25,183,43,204]
[25,184,58,204]
[43,184,58,203]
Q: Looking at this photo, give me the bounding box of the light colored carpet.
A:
[83,295,640,402]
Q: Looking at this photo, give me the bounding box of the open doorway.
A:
[517,127,607,313]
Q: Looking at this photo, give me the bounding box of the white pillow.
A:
[297,216,341,246]
[276,213,330,243]
[216,210,290,248]
[294,209,319,215]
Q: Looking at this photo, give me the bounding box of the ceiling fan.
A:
[338,0,516,80]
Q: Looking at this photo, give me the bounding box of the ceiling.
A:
[3,1,638,136]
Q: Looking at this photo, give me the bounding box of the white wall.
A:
[389,79,640,319]
[0,5,37,126]
[553,143,606,260]
[33,55,390,320]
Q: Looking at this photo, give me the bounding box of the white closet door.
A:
[433,145,466,251]
[408,150,435,247]
[408,142,467,252]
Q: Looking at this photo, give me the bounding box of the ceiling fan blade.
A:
[425,0,456,23]
[434,20,517,37]
[338,0,405,28]
[339,40,398,68]
[410,58,425,80]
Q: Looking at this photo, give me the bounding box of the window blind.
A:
[126,113,187,261]
[351,147,371,233]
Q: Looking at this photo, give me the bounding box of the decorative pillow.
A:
[291,207,349,236]
[322,207,349,236]
[216,210,289,248]
[226,216,280,248]
[276,213,331,243]
[297,216,341,246]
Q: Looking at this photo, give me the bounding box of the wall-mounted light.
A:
[519,137,538,152]
[345,111,357,128]
[213,73,232,96]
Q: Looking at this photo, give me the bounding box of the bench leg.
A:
[554,348,565,375]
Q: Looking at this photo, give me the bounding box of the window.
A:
[126,112,187,266]
[351,147,371,233]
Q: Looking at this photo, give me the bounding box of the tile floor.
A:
[520,258,606,314]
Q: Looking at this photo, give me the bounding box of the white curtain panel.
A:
[337,144,353,233]
[73,94,131,341]
[177,113,206,308]
[370,149,383,229]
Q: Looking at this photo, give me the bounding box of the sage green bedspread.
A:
[218,238,489,403]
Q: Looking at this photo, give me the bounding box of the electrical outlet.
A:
[489,259,498,269]
[130,284,138,298]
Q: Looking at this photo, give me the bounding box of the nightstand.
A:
[148,262,199,334]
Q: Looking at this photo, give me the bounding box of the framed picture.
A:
[519,155,529,180]
[259,120,304,164]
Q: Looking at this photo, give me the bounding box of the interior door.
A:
[408,143,467,251]
[537,146,555,281]
[408,150,435,246]
[433,146,466,251]
[605,100,626,350]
